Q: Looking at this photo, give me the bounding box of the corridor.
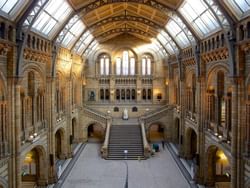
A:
[60,143,189,188]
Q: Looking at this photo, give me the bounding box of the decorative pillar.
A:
[177,55,186,157]
[66,78,73,158]
[46,77,57,184]
[231,78,238,188]
[15,83,21,188]
[195,75,206,184]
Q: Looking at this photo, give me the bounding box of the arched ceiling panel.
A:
[7,0,238,58]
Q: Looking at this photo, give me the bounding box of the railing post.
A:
[101,117,112,159]
[139,118,151,158]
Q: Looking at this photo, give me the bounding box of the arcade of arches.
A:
[0,0,249,188]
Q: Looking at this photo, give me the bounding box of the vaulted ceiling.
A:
[69,0,183,43]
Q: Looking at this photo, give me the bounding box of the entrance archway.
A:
[148,123,164,142]
[185,128,197,159]
[55,129,64,159]
[87,123,105,142]
[206,146,231,187]
[21,146,46,186]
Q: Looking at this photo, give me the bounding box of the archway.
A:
[148,123,164,142]
[173,118,180,145]
[185,128,197,160]
[87,123,105,142]
[55,129,64,159]
[21,146,46,186]
[206,146,231,187]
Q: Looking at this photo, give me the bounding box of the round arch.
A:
[21,145,47,186]
[54,128,66,159]
[147,122,165,142]
[185,127,198,160]
[205,145,231,186]
[87,122,105,142]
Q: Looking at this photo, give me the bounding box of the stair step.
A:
[107,124,144,159]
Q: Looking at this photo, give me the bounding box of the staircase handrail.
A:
[101,118,112,158]
[143,105,169,116]
[82,105,109,124]
[141,105,174,124]
[83,104,108,118]
[139,119,151,158]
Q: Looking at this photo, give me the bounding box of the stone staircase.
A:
[107,123,145,160]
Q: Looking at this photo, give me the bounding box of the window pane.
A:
[130,58,135,75]
[1,0,18,13]
[33,12,50,30]
[167,19,190,48]
[105,58,109,75]
[179,0,221,37]
[100,58,104,75]
[42,18,57,34]
[142,58,146,75]
[236,0,250,12]
[147,58,151,75]
[116,58,121,75]
[32,0,72,38]
[123,51,129,75]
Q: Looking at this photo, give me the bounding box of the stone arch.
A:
[147,122,165,142]
[87,122,105,142]
[22,63,46,84]
[54,127,66,159]
[207,63,229,89]
[21,145,47,186]
[205,145,231,187]
[185,127,198,160]
[92,49,112,62]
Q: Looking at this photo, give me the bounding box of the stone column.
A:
[195,76,206,184]
[179,79,185,157]
[66,78,73,158]
[46,77,57,184]
[245,103,250,155]
[231,78,238,188]
[15,84,21,188]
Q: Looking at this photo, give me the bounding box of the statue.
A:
[123,108,128,120]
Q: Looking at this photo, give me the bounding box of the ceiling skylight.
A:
[167,20,190,48]
[225,0,250,18]
[57,15,85,48]
[179,0,220,37]
[32,0,72,38]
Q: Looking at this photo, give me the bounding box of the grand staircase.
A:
[107,121,144,160]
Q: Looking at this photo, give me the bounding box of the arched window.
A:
[116,50,135,75]
[142,55,152,75]
[99,54,110,75]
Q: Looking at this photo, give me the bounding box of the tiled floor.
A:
[61,143,190,188]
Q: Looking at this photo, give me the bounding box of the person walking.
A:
[162,140,165,150]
